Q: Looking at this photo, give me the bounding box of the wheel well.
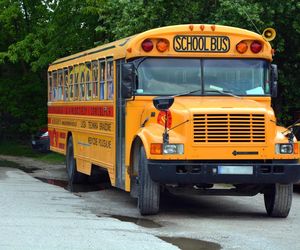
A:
[129,137,143,176]
[90,164,111,185]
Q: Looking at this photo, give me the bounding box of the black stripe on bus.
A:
[50,45,116,66]
[119,38,131,47]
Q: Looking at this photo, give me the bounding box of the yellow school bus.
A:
[48,24,300,217]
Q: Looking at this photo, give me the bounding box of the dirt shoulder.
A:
[0,155,67,180]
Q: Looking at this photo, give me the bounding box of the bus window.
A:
[203,59,269,95]
[69,66,74,100]
[86,62,92,100]
[58,69,63,100]
[74,65,79,100]
[92,60,99,99]
[107,60,114,100]
[48,72,52,101]
[137,58,201,95]
[52,71,57,101]
[79,64,85,101]
[99,60,106,100]
[64,68,69,101]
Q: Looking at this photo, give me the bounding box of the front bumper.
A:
[147,160,300,184]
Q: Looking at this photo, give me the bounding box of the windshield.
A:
[136,58,270,96]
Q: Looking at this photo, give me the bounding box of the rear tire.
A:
[66,136,87,185]
[264,183,293,218]
[137,145,160,215]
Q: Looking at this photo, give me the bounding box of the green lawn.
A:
[0,159,21,168]
[0,141,65,164]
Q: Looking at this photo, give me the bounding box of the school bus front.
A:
[121,25,300,216]
[48,24,300,217]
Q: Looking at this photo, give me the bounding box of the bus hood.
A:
[171,96,271,113]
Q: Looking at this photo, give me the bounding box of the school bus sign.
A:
[173,35,230,52]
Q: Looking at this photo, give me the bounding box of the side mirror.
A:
[153,96,174,111]
[121,63,136,99]
[270,64,278,98]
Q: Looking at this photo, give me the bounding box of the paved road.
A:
[0,167,177,250]
[81,185,300,250]
[1,156,300,250]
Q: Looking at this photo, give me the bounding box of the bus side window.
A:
[107,60,114,100]
[86,62,92,100]
[69,66,74,100]
[79,64,85,100]
[48,72,52,101]
[52,71,57,101]
[58,69,63,100]
[99,60,106,100]
[74,65,79,100]
[92,60,99,99]
[64,68,69,101]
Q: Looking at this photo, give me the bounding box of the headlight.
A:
[275,143,293,154]
[150,143,184,155]
[163,144,184,155]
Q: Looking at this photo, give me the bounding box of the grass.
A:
[0,159,21,168]
[37,152,65,164]
[0,141,65,164]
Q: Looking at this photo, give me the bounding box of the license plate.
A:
[218,166,253,175]
[32,141,36,145]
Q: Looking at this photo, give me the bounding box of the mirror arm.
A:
[163,111,169,144]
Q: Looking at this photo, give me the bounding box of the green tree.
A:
[0,0,100,140]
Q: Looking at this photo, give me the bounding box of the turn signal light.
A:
[236,41,248,53]
[294,143,299,154]
[150,143,162,155]
[142,39,153,52]
[156,39,169,52]
[250,41,263,53]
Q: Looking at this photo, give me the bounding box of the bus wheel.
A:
[137,145,160,215]
[66,136,87,185]
[264,183,293,218]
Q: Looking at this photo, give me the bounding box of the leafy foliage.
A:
[0,0,300,140]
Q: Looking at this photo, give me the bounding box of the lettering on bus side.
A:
[99,122,112,132]
[88,121,98,129]
[49,118,77,127]
[173,35,230,53]
[80,121,112,132]
[88,137,112,149]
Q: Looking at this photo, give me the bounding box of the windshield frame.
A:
[133,57,271,97]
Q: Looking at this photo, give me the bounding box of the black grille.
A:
[193,113,265,143]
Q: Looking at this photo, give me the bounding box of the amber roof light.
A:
[236,41,248,54]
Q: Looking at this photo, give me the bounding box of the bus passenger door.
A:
[115,59,126,189]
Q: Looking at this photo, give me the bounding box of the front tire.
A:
[264,183,293,218]
[66,136,87,185]
[137,145,160,215]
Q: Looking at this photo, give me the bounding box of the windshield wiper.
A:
[174,88,240,98]
[174,89,202,97]
[205,90,241,98]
